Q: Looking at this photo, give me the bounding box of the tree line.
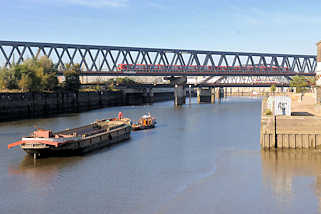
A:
[2,57,315,94]
[289,75,315,93]
[0,56,81,92]
[269,75,315,93]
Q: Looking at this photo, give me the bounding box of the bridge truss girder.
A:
[215,76,290,85]
[0,40,317,76]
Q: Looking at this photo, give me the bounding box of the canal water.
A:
[1,97,321,213]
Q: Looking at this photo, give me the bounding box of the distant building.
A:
[316,41,321,86]
[267,96,291,116]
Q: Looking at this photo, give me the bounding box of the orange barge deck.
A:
[8,118,131,158]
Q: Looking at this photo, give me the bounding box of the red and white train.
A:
[117,64,289,72]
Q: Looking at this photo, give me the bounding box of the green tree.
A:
[0,69,3,89]
[0,56,58,92]
[0,66,22,89]
[38,56,53,72]
[290,75,309,93]
[63,64,81,91]
[18,62,43,92]
[35,56,58,91]
[42,72,58,91]
[18,73,33,91]
[0,67,6,90]
[306,76,316,87]
[270,84,276,94]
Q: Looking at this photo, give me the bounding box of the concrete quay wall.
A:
[0,91,174,121]
[260,98,321,149]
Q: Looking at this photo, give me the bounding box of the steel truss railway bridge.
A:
[0,41,317,77]
[0,40,316,105]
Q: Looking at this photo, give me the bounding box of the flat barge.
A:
[8,117,131,158]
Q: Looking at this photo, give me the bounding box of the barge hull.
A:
[22,126,131,157]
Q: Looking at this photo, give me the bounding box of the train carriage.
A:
[117,64,289,74]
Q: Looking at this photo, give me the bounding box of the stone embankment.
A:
[260,93,321,149]
[0,91,174,121]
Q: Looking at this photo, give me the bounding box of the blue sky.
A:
[1,0,321,55]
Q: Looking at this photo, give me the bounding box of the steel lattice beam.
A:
[215,76,290,85]
[0,40,317,76]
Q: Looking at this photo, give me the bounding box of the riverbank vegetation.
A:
[270,84,276,94]
[0,57,142,93]
[62,64,81,92]
[290,75,315,93]
[0,56,58,92]
[105,77,137,90]
[0,57,82,92]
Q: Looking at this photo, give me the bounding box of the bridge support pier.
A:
[197,87,216,104]
[165,76,187,106]
[174,84,186,106]
[188,85,192,104]
[211,88,216,104]
[197,88,210,103]
[143,88,154,103]
[216,87,224,100]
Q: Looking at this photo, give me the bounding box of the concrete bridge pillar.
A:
[211,87,216,104]
[216,87,224,99]
[197,87,211,103]
[143,88,154,103]
[197,88,201,103]
[164,76,187,106]
[174,84,186,106]
[196,87,216,103]
[188,85,192,104]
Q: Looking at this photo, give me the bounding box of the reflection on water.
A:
[13,155,83,171]
[261,150,321,211]
[8,155,84,186]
